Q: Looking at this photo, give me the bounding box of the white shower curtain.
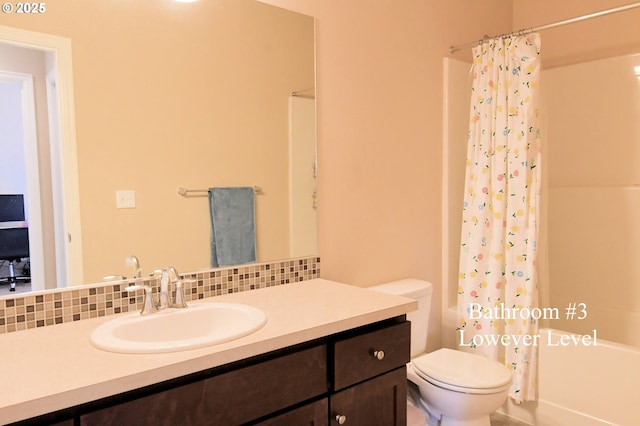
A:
[457,34,542,403]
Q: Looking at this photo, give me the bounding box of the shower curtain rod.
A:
[449,1,640,53]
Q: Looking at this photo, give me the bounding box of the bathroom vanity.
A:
[0,279,416,425]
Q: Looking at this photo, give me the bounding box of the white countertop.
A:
[0,278,416,424]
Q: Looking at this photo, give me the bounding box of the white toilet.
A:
[370,279,512,426]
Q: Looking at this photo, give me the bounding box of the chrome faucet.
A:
[159,266,188,310]
[127,266,188,315]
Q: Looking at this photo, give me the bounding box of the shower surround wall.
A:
[443,57,640,426]
[0,256,320,334]
[545,53,640,348]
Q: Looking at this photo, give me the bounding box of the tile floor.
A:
[0,280,31,296]
[491,412,532,426]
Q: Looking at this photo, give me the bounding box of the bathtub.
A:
[443,319,640,425]
[499,328,640,426]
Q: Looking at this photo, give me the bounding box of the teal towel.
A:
[208,187,257,267]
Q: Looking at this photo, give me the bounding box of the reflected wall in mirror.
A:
[545,52,640,348]
[0,0,316,291]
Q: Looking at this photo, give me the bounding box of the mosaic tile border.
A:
[0,256,320,334]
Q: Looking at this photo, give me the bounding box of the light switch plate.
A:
[116,190,136,209]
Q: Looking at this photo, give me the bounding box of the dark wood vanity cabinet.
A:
[329,320,410,426]
[14,318,410,426]
[79,345,328,426]
[330,368,408,426]
[254,399,329,425]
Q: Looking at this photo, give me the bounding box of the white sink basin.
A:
[90,302,267,354]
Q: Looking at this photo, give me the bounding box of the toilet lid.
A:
[412,348,511,391]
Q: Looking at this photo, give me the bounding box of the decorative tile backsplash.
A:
[0,256,320,334]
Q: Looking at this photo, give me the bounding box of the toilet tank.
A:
[369,279,433,357]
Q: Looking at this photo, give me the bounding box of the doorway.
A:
[0,25,83,289]
[0,70,43,293]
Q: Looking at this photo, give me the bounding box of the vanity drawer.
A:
[333,321,410,390]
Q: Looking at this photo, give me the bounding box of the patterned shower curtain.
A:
[457,34,542,403]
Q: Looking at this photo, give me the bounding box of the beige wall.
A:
[1,0,314,283]
[262,0,512,351]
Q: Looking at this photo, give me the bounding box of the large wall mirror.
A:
[0,0,316,294]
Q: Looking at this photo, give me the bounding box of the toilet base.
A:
[409,379,491,426]
[413,396,490,426]
[406,358,509,426]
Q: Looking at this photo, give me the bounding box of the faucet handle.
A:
[125,255,142,278]
[172,280,188,309]
[149,269,163,278]
[125,284,158,315]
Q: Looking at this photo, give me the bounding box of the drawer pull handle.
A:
[373,350,385,360]
[335,414,347,424]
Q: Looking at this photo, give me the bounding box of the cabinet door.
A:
[204,344,327,425]
[329,367,406,426]
[80,344,327,426]
[255,398,328,426]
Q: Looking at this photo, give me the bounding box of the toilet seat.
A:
[411,348,512,395]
